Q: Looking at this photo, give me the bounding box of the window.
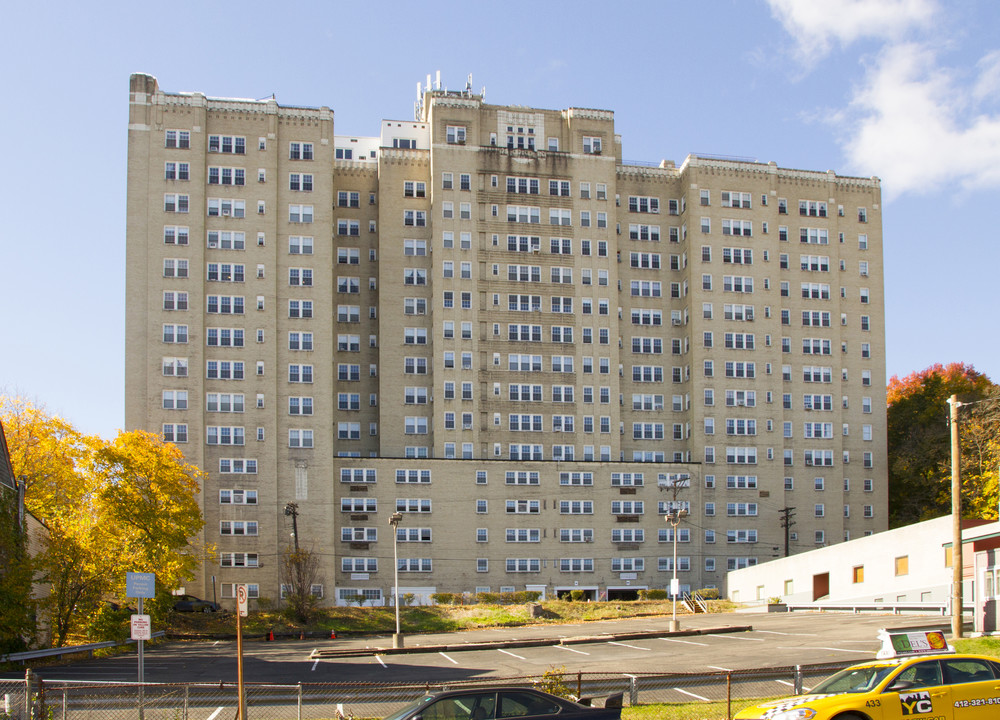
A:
[289,142,313,160]
[446,125,467,144]
[207,426,246,446]
[161,424,187,443]
[165,129,190,149]
[220,520,258,536]
[288,205,313,223]
[582,136,602,154]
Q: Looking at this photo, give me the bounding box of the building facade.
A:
[125,73,887,607]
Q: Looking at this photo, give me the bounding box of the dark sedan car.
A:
[172,595,221,613]
[382,687,622,720]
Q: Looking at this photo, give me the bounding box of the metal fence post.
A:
[298,682,303,720]
[727,672,732,720]
[629,675,638,706]
[24,668,32,720]
[61,688,67,720]
[184,684,189,720]
[794,665,803,695]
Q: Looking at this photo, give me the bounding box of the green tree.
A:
[887,363,994,527]
[0,469,35,652]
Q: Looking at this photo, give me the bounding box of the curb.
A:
[310,625,754,658]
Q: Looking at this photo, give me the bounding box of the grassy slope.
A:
[169,598,737,637]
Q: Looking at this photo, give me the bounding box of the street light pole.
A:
[668,508,688,632]
[389,511,404,648]
[948,395,964,639]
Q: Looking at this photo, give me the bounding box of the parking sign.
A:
[237,584,248,617]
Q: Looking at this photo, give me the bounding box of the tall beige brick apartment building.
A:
[126,73,887,607]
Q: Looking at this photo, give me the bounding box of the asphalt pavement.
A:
[6,610,954,685]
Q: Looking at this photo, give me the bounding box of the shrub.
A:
[534,666,572,699]
[85,604,132,643]
[475,592,500,604]
[431,593,456,605]
[694,588,720,600]
[638,589,668,600]
[569,589,585,602]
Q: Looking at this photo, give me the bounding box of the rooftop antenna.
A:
[481,86,486,103]
[435,70,441,90]
[466,73,473,96]
[426,74,432,93]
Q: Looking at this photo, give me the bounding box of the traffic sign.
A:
[126,572,156,599]
[237,584,248,617]
[131,614,151,641]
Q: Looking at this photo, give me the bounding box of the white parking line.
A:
[375,655,387,668]
[755,630,817,636]
[311,659,319,671]
[608,641,651,651]
[707,665,732,672]
[777,646,869,653]
[498,649,526,660]
[555,645,590,655]
[206,709,224,720]
[440,652,459,664]
[776,680,794,687]
[710,635,766,642]
[674,688,710,701]
[659,637,709,646]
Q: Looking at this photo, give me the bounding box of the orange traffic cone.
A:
[268,630,274,641]
[331,630,337,639]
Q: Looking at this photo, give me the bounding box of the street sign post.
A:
[236,584,247,720]
[126,572,156,720]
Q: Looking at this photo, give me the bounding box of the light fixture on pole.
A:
[388,511,404,648]
[667,507,689,632]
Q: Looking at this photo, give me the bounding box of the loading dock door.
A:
[812,572,830,601]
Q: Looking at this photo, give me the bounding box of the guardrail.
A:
[1,631,165,664]
[781,602,974,616]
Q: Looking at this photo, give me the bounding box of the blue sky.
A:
[2,0,998,439]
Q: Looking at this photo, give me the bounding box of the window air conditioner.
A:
[222,210,231,217]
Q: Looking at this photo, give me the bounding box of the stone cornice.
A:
[153,91,332,122]
[681,155,880,188]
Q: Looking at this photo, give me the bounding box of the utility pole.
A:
[284,502,300,553]
[948,395,963,639]
[779,507,796,558]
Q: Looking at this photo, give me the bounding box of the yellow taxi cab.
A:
[734,628,1000,720]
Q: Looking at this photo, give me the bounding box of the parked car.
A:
[382,688,622,720]
[172,595,221,613]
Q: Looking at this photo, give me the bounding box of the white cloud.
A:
[973,50,1000,102]
[768,0,937,62]
[840,42,1000,198]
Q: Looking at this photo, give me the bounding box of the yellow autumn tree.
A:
[88,430,206,595]
[1,397,206,645]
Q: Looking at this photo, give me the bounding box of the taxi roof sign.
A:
[876,627,954,659]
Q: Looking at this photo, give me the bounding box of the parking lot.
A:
[6,611,951,686]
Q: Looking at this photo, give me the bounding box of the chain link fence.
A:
[6,662,854,720]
